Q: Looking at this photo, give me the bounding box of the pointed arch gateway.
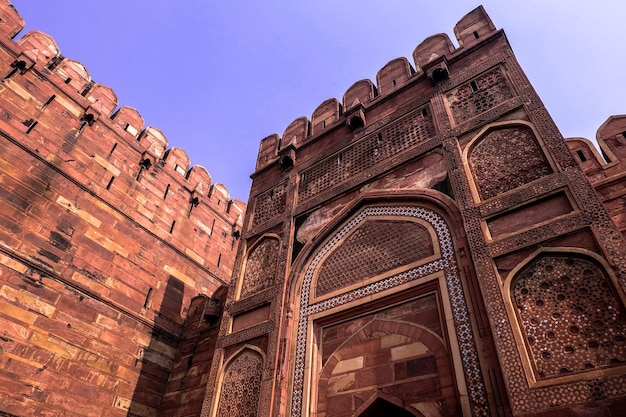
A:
[288,202,490,417]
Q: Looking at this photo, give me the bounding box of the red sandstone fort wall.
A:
[0,1,244,416]
[207,5,626,417]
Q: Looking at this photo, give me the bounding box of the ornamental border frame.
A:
[290,205,490,417]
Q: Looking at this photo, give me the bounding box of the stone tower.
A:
[202,6,626,417]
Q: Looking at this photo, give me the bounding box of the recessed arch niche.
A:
[237,235,280,300]
[507,249,626,387]
[464,122,554,202]
[213,347,265,417]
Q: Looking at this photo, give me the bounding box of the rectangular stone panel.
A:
[231,304,271,333]
[486,192,574,239]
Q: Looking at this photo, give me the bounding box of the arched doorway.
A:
[288,203,490,417]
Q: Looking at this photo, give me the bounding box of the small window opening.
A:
[107,143,117,160]
[473,30,480,39]
[277,137,282,151]
[279,155,294,169]
[231,230,240,249]
[377,132,383,143]
[80,81,94,97]
[322,120,326,129]
[78,113,95,133]
[348,115,365,131]
[41,95,56,110]
[470,80,479,93]
[217,199,221,206]
[392,79,397,86]
[188,196,200,218]
[601,149,612,163]
[136,158,152,181]
[143,287,153,309]
[25,120,38,134]
[421,108,429,118]
[169,220,176,234]
[337,153,343,164]
[47,55,64,71]
[3,60,26,80]
[13,60,27,72]
[106,176,115,190]
[576,149,587,162]
[431,67,449,83]
[210,218,215,237]
[139,158,152,169]
[217,253,221,268]
[163,184,170,200]
[64,77,71,84]
[301,172,307,182]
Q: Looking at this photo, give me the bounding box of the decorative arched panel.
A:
[216,349,264,417]
[290,205,490,417]
[238,236,280,299]
[315,218,436,298]
[468,124,552,200]
[511,253,626,383]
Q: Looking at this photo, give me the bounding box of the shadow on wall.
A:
[126,277,227,417]
[128,276,184,417]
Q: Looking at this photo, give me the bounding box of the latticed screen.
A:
[513,255,626,380]
[447,68,513,124]
[469,125,552,200]
[298,105,435,201]
[315,219,434,297]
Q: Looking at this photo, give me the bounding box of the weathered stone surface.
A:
[0,3,242,416]
[210,5,626,417]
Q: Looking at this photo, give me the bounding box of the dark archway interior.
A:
[358,398,416,417]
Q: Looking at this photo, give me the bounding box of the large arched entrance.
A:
[288,203,490,417]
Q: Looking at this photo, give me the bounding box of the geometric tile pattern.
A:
[252,182,287,226]
[291,206,490,417]
[298,105,435,201]
[469,125,552,200]
[240,237,280,299]
[216,350,264,417]
[447,68,513,124]
[513,255,626,380]
[316,219,434,297]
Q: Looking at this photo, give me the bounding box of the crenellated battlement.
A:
[0,9,245,252]
[0,2,245,414]
[254,6,497,172]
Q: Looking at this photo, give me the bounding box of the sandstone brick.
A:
[0,285,56,317]
[390,341,430,361]
[29,331,79,359]
[55,195,102,228]
[332,356,364,374]
[0,299,38,325]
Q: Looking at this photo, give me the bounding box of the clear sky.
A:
[9,1,626,202]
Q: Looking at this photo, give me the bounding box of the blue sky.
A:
[10,1,626,201]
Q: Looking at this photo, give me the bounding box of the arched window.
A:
[468,124,552,200]
[239,237,280,299]
[216,349,264,417]
[511,253,626,381]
